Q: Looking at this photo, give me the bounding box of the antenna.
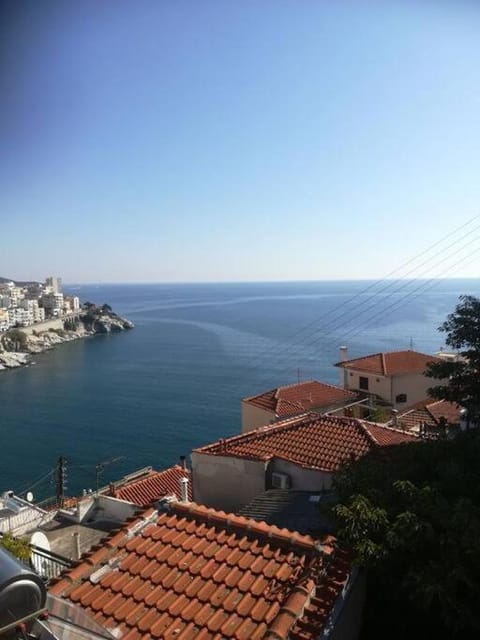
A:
[95,456,125,494]
[56,456,67,508]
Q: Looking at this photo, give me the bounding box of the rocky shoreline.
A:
[0,304,134,371]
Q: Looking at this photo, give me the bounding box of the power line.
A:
[15,468,56,497]
[270,238,480,375]
[240,214,480,374]
[338,247,480,346]
[245,241,480,381]
[265,243,480,380]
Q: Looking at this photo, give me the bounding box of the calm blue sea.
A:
[1,279,479,498]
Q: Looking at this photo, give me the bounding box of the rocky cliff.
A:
[0,303,134,370]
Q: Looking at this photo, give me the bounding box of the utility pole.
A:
[56,456,67,508]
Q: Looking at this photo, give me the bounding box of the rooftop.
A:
[239,490,334,538]
[335,349,441,376]
[49,502,351,640]
[105,465,192,506]
[244,380,358,418]
[397,399,462,431]
[195,414,418,472]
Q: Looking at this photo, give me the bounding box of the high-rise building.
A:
[45,276,62,294]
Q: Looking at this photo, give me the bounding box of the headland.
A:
[0,276,133,371]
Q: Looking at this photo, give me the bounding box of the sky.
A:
[1,0,480,283]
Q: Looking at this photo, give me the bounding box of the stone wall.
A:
[20,317,66,335]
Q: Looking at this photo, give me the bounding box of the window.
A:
[359,376,369,391]
[395,393,407,403]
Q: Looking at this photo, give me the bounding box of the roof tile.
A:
[336,349,441,376]
[49,503,351,640]
[244,380,358,417]
[106,465,192,505]
[196,413,417,472]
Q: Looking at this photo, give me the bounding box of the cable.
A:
[15,468,56,497]
[245,230,480,379]
[240,214,480,372]
[338,248,480,346]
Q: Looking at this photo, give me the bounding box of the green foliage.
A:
[332,432,480,639]
[0,532,31,562]
[426,295,480,422]
[367,404,391,423]
[4,328,28,349]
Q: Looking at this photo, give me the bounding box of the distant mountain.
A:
[0,276,41,286]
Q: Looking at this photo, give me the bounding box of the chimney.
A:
[179,455,187,470]
[391,409,399,427]
[180,477,189,503]
[339,346,348,387]
[73,532,81,560]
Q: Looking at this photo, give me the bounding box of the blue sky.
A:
[1,1,480,283]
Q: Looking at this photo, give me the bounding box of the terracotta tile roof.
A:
[397,399,462,430]
[244,381,358,418]
[49,503,351,640]
[106,465,192,505]
[335,350,441,376]
[426,400,462,425]
[195,414,418,472]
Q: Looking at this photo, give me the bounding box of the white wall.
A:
[62,495,137,525]
[391,372,444,408]
[241,402,275,433]
[192,452,266,512]
[343,370,392,402]
[268,458,333,492]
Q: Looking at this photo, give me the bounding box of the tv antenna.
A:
[95,456,125,494]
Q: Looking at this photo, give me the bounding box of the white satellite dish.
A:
[30,531,50,551]
[30,531,51,577]
[26,491,34,503]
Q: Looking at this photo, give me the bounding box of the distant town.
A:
[0,277,133,371]
[0,276,79,332]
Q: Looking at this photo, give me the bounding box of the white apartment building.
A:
[9,286,25,307]
[0,309,10,331]
[45,276,62,294]
[19,298,45,323]
[40,292,64,317]
[8,307,33,327]
[63,295,81,314]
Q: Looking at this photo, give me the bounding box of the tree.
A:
[0,532,31,562]
[332,432,480,639]
[426,295,480,424]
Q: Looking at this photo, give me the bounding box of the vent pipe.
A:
[180,477,189,503]
[391,409,399,428]
[73,532,81,560]
[179,455,187,470]
[339,346,348,387]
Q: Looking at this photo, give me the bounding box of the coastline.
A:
[0,307,134,372]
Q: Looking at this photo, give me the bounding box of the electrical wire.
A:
[240,214,480,372]
[242,228,480,377]
[15,468,56,497]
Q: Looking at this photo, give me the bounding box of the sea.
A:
[1,279,479,499]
